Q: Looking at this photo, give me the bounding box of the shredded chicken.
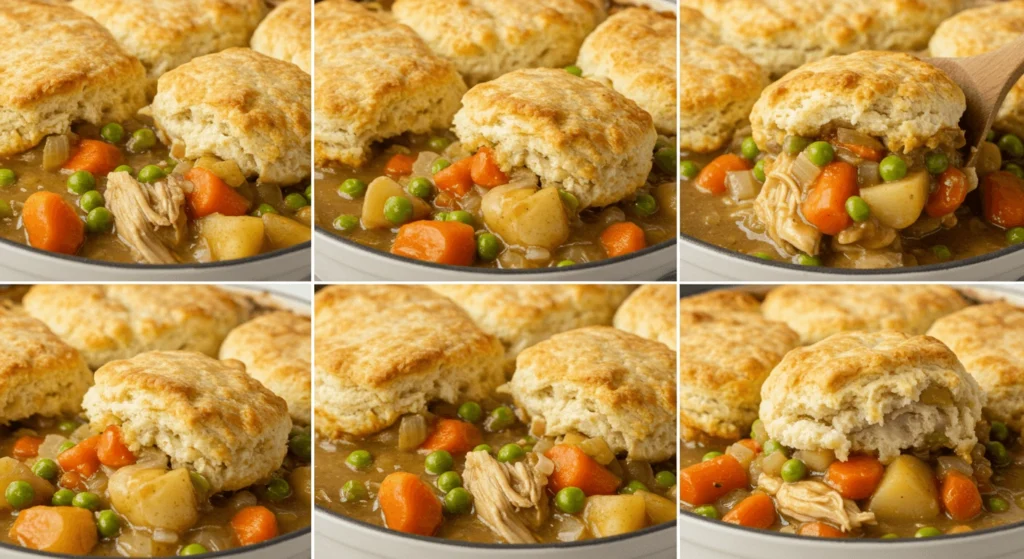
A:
[105,172,187,264]
[834,217,897,249]
[462,450,552,544]
[758,475,876,532]
[753,155,822,255]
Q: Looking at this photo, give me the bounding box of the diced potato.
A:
[290,466,311,506]
[867,455,940,522]
[583,494,647,538]
[579,438,616,465]
[108,466,198,532]
[481,184,570,250]
[761,450,788,477]
[859,171,929,229]
[361,177,431,229]
[9,506,98,554]
[198,214,265,261]
[262,213,312,249]
[0,457,55,510]
[726,442,756,470]
[561,432,587,446]
[794,449,835,473]
[295,206,312,226]
[637,491,676,524]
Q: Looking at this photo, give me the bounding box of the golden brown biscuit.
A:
[314,286,504,438]
[251,0,311,73]
[678,290,761,315]
[613,284,676,350]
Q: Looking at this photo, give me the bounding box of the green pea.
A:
[781,459,807,483]
[333,214,359,232]
[655,137,673,151]
[555,487,586,514]
[32,458,59,481]
[655,471,676,488]
[497,443,525,463]
[346,450,373,470]
[750,420,763,438]
[632,193,658,217]
[752,251,773,260]
[805,141,834,166]
[879,155,908,182]
[559,189,580,213]
[86,208,113,234]
[998,133,1024,158]
[783,135,811,156]
[845,195,870,223]
[190,472,211,495]
[986,495,1010,513]
[0,169,16,188]
[265,478,291,502]
[179,543,209,556]
[100,123,124,144]
[431,158,451,174]
[488,406,516,431]
[447,210,474,225]
[289,430,312,461]
[654,147,676,174]
[702,451,723,462]
[881,533,899,539]
[137,164,166,184]
[797,254,821,266]
[408,177,433,198]
[305,185,312,199]
[752,159,766,182]
[0,200,11,218]
[253,203,277,217]
[1007,227,1024,246]
[383,196,413,225]
[434,212,449,221]
[620,480,648,495]
[444,487,473,514]
[96,510,120,538]
[284,192,309,210]
[80,190,105,212]
[339,178,367,199]
[112,165,134,176]
[1005,163,1024,180]
[680,161,700,180]
[693,505,719,519]
[130,128,157,152]
[52,488,75,507]
[915,527,942,538]
[556,259,576,267]
[988,130,999,142]
[73,491,100,511]
[5,481,34,510]
[57,420,78,434]
[564,65,583,77]
[740,137,760,160]
[476,233,501,261]
[988,441,1011,466]
[473,444,492,454]
[67,170,96,194]
[437,471,462,493]
[932,245,952,261]
[58,441,76,454]
[457,402,484,423]
[341,480,367,502]
[425,450,454,474]
[427,136,451,152]
[991,421,1011,442]
[762,440,784,456]
[926,151,949,175]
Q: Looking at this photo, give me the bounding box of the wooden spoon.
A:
[923,35,1024,166]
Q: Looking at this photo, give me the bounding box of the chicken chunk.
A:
[462,450,553,544]
[753,155,822,256]
[105,171,187,264]
[758,475,875,532]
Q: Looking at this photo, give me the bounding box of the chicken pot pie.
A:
[315,284,677,544]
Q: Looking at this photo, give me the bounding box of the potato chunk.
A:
[108,466,198,533]
[361,177,431,229]
[198,214,265,261]
[583,494,647,538]
[859,171,929,229]
[481,184,569,250]
[10,506,98,554]
[0,457,54,511]
[637,491,676,524]
[867,455,940,521]
[262,213,311,249]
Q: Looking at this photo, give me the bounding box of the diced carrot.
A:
[926,168,969,218]
[59,472,85,491]
[57,435,101,478]
[378,472,443,537]
[797,521,846,538]
[834,142,885,162]
[600,222,647,258]
[695,154,752,195]
[737,439,761,454]
[941,471,982,522]
[678,454,748,506]
[802,161,859,235]
[545,444,621,496]
[96,425,136,468]
[13,436,43,459]
[184,167,250,218]
[63,139,122,176]
[231,506,279,546]
[434,158,475,197]
[825,455,884,500]
[982,171,1024,229]
[722,493,776,529]
[23,192,85,255]
[9,506,98,554]
[470,147,508,188]
[391,221,476,266]
[385,154,416,178]
[421,419,482,454]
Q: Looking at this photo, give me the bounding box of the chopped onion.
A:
[172,160,192,176]
[834,145,863,165]
[791,152,822,188]
[837,127,884,150]
[556,516,586,542]
[725,170,759,201]
[761,450,788,477]
[726,441,756,469]
[411,151,439,179]
[751,420,768,445]
[42,135,70,171]
[37,434,68,460]
[397,414,428,451]
[936,456,973,480]
[525,246,550,261]
[532,438,554,456]
[857,161,881,188]
[965,166,979,192]
[624,460,656,489]
[535,454,555,476]
[152,529,179,544]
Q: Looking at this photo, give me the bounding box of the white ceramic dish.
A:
[678,284,1024,559]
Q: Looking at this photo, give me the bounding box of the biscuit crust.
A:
[453,68,657,208]
[509,326,676,461]
[314,0,466,168]
[0,0,147,156]
[613,284,676,350]
[220,311,311,426]
[314,286,504,438]
[83,350,291,492]
[251,0,311,73]
[678,290,761,314]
